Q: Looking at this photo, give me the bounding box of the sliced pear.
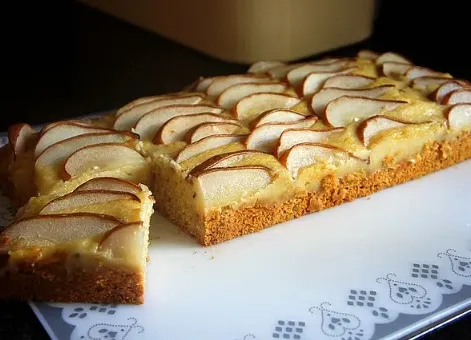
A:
[252,109,306,127]
[382,62,412,77]
[8,123,36,157]
[235,93,301,121]
[116,95,164,117]
[61,143,147,180]
[405,66,447,80]
[287,60,351,87]
[442,89,471,105]
[189,150,269,175]
[458,79,471,87]
[267,59,344,80]
[217,82,287,109]
[0,213,123,250]
[40,120,97,135]
[375,52,412,65]
[357,115,411,147]
[74,177,142,196]
[323,75,375,89]
[368,121,446,167]
[279,143,366,178]
[115,92,195,116]
[154,113,233,144]
[192,166,272,208]
[113,95,204,131]
[40,190,140,214]
[245,116,318,153]
[34,123,112,157]
[134,104,224,140]
[175,134,247,163]
[445,104,471,131]
[36,132,137,166]
[98,222,146,262]
[411,76,451,93]
[433,81,465,103]
[313,58,346,65]
[276,127,345,157]
[311,85,395,115]
[194,77,217,92]
[185,122,241,143]
[301,68,356,96]
[357,50,379,60]
[325,96,406,127]
[267,63,303,79]
[206,74,270,97]
[247,60,286,74]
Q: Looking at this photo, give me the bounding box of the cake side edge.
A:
[198,131,471,246]
[0,254,146,304]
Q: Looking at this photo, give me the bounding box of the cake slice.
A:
[0,115,155,304]
[0,177,154,304]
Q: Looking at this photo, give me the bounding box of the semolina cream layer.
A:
[4,232,146,273]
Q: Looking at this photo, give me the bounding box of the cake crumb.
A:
[210,256,215,260]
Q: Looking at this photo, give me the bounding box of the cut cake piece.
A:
[1,50,471,305]
[0,178,154,304]
[0,115,155,304]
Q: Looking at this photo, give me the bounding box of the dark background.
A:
[1,1,471,339]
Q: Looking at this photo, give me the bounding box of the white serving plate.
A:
[0,129,470,340]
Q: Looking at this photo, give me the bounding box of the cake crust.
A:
[0,252,145,304]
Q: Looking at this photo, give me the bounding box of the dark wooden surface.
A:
[0,1,471,339]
